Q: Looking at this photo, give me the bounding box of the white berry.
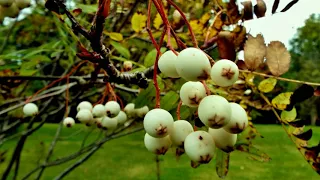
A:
[158,50,180,78]
[184,131,215,164]
[179,81,207,107]
[136,106,149,118]
[175,47,211,81]
[105,101,120,118]
[198,95,231,128]
[77,101,93,112]
[208,128,237,153]
[94,117,103,128]
[92,104,106,118]
[143,108,174,138]
[15,0,30,9]
[210,59,239,87]
[101,116,118,130]
[63,117,75,128]
[115,111,127,125]
[173,9,181,23]
[144,133,172,155]
[123,61,133,71]
[23,103,39,117]
[124,103,135,117]
[223,103,248,134]
[170,120,194,147]
[76,109,93,124]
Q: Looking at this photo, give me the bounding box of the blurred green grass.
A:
[1,124,320,180]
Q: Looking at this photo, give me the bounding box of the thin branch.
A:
[36,121,64,179]
[240,70,320,86]
[0,82,77,116]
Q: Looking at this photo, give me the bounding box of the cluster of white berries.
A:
[0,0,31,23]
[22,101,149,130]
[143,47,248,166]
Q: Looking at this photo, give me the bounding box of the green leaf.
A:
[77,4,97,14]
[160,91,179,112]
[105,32,123,41]
[134,84,155,109]
[235,143,271,162]
[258,78,277,93]
[271,92,293,110]
[144,48,166,67]
[110,41,131,59]
[215,149,230,178]
[281,107,297,122]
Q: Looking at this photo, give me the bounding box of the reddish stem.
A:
[201,80,211,95]
[26,61,89,103]
[176,100,182,120]
[107,83,117,101]
[64,76,70,117]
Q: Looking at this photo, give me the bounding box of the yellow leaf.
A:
[281,107,297,122]
[105,32,123,41]
[271,92,293,110]
[189,20,203,34]
[200,12,211,24]
[153,13,163,30]
[258,78,277,93]
[131,13,147,33]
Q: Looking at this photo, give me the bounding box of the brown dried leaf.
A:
[266,41,291,76]
[254,0,267,18]
[241,1,253,21]
[244,34,266,70]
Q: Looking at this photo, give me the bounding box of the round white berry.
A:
[136,106,149,118]
[179,81,207,107]
[15,0,30,9]
[76,109,93,124]
[144,133,172,155]
[208,128,237,153]
[175,47,211,81]
[92,104,106,118]
[115,111,127,125]
[223,103,248,134]
[77,101,93,112]
[210,59,239,87]
[143,108,174,138]
[184,131,215,164]
[0,0,14,7]
[198,95,231,128]
[123,61,133,71]
[170,120,194,147]
[244,89,252,95]
[105,101,121,118]
[94,117,103,128]
[124,103,135,117]
[101,116,118,130]
[23,103,39,117]
[158,50,180,78]
[63,117,75,128]
[173,9,181,23]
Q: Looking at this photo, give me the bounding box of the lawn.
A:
[1,124,320,180]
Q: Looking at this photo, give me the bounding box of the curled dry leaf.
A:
[266,41,291,76]
[244,34,266,70]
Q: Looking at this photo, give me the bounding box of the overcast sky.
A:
[241,0,320,48]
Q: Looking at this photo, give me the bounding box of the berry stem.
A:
[176,100,182,120]
[107,83,117,101]
[64,76,70,117]
[201,80,211,95]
